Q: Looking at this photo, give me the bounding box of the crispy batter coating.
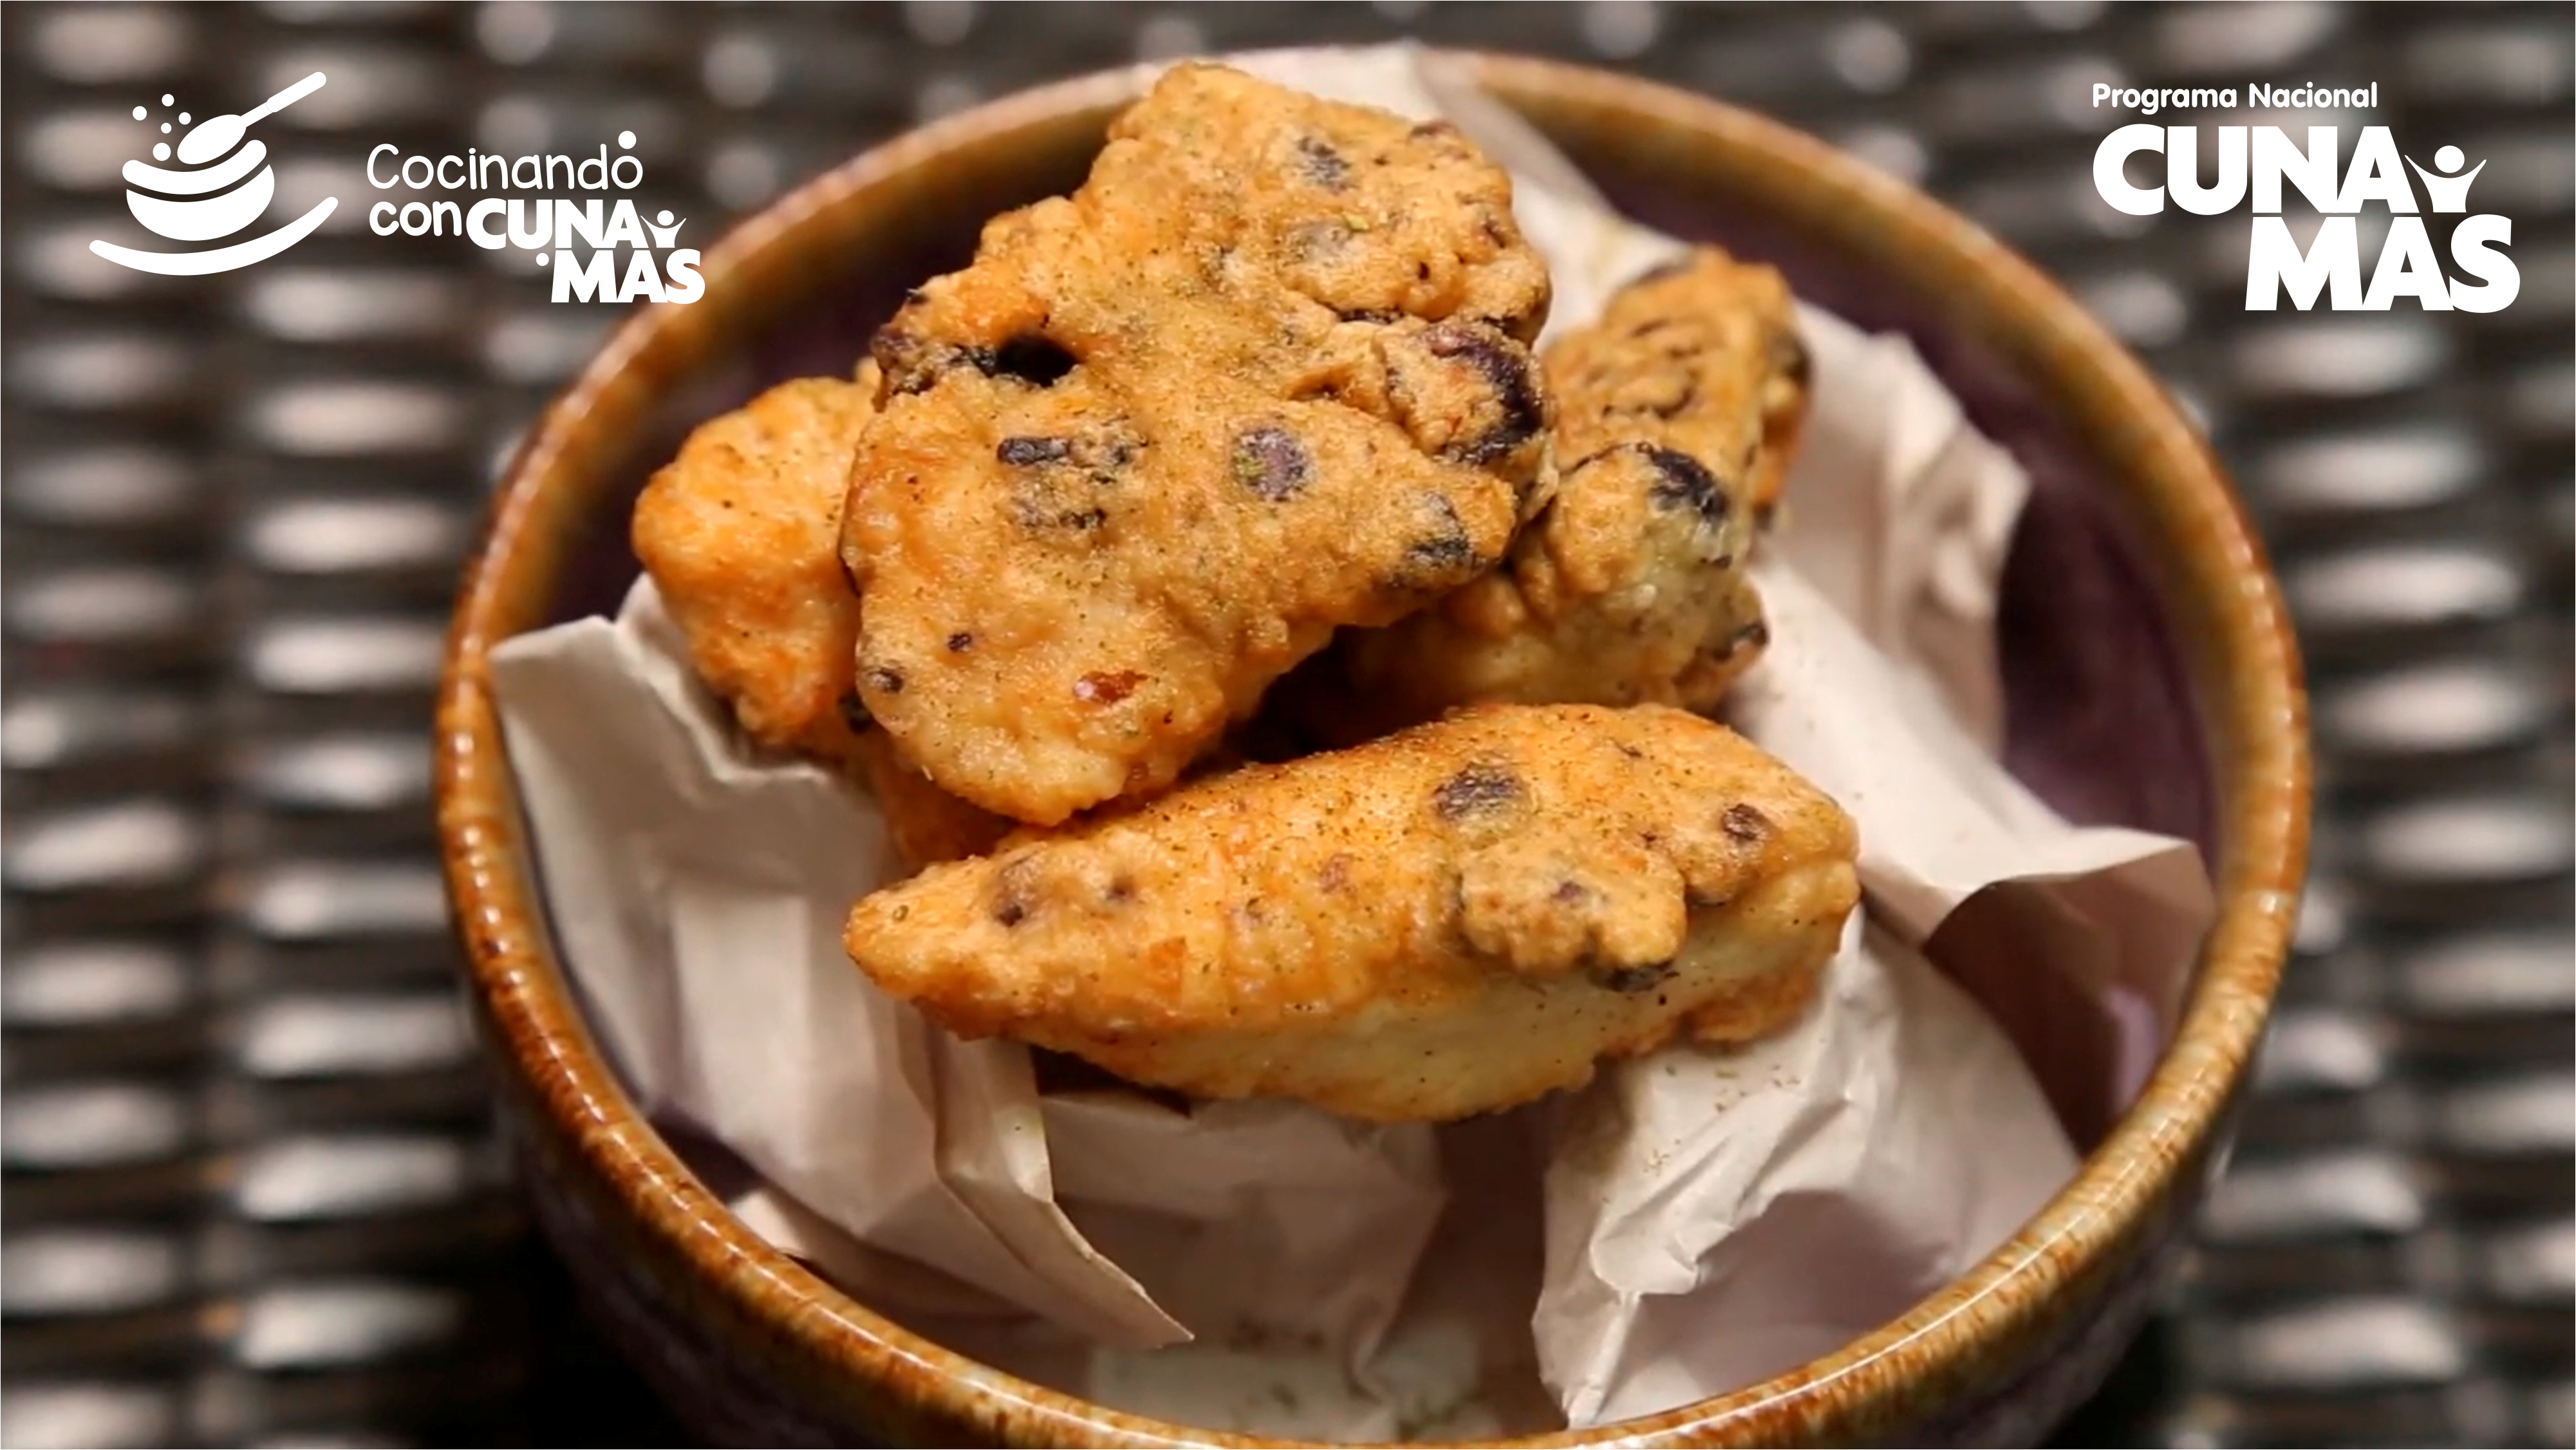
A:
[844,704,1858,1122]
[633,374,875,764]
[854,739,1012,872]
[630,369,1008,871]
[839,62,1555,825]
[1300,248,1810,740]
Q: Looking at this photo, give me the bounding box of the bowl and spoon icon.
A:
[90,72,339,276]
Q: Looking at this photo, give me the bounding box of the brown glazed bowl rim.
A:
[438,50,2310,1448]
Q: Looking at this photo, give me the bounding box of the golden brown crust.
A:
[630,368,1008,871]
[633,373,879,764]
[839,62,1555,827]
[847,733,1013,871]
[1297,248,1809,741]
[843,703,1858,1122]
[1551,248,1809,520]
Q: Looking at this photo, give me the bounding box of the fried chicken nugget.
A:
[1307,248,1810,739]
[844,704,1858,1122]
[839,62,1554,826]
[858,744,1011,872]
[630,369,1008,870]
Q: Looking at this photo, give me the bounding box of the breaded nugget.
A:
[839,62,1554,825]
[630,369,1008,869]
[1303,248,1809,740]
[853,740,1012,872]
[633,373,875,764]
[844,704,1857,1122]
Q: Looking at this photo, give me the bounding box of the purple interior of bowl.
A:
[537,119,2217,1147]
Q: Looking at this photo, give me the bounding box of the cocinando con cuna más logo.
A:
[367,135,704,305]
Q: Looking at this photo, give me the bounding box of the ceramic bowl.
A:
[437,50,2309,1447]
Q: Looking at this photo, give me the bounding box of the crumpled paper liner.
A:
[485,44,2214,1438]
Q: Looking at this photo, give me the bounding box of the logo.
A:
[89,73,339,276]
[2091,87,2519,314]
[366,132,703,305]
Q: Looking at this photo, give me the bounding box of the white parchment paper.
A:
[486,44,2214,1438]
